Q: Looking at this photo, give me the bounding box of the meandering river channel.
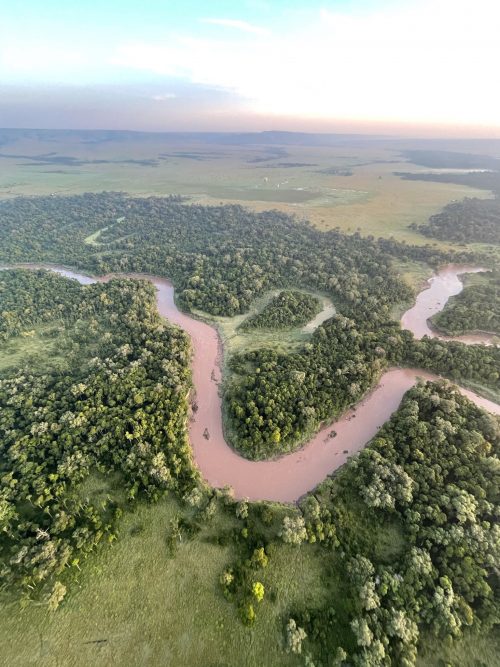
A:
[3,263,499,502]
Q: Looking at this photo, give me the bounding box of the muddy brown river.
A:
[3,264,499,502]
[400,264,495,344]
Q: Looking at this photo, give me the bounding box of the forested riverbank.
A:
[1,193,499,666]
[0,269,194,600]
[431,271,500,336]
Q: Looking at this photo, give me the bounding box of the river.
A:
[2,263,499,502]
[400,264,495,344]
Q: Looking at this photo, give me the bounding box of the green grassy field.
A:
[0,132,492,249]
[201,288,335,361]
[389,258,436,319]
[0,496,329,667]
[0,323,68,372]
[418,631,500,667]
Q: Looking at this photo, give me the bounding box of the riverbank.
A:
[401,264,496,344]
[2,263,498,502]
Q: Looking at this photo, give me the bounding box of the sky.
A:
[1,0,500,136]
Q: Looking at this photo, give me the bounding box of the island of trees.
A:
[395,148,500,197]
[239,290,322,331]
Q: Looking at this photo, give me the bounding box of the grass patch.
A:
[0,323,68,373]
[390,258,434,319]
[77,471,128,507]
[83,227,108,245]
[201,288,335,364]
[0,497,329,667]
[456,378,500,404]
[418,629,500,667]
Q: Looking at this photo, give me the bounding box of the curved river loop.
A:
[2,263,498,503]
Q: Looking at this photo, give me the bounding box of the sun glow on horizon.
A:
[1,0,499,134]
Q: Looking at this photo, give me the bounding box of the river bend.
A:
[2,264,499,502]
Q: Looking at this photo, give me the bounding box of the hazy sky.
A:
[1,0,499,135]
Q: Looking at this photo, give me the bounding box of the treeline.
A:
[290,381,500,665]
[432,272,500,335]
[0,192,416,320]
[0,270,195,598]
[395,170,500,194]
[227,314,392,459]
[0,269,89,340]
[376,236,477,266]
[401,334,500,388]
[401,149,500,170]
[239,290,322,331]
[410,197,500,245]
[226,311,500,459]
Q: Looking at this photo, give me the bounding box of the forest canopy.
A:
[1,192,497,460]
[0,269,194,594]
[292,380,500,665]
[239,290,322,331]
[411,197,500,245]
[432,272,500,336]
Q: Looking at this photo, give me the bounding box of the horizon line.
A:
[2,126,500,141]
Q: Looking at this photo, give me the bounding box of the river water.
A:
[3,263,499,502]
[400,264,495,344]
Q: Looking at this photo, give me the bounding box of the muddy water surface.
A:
[4,263,499,502]
[401,264,495,344]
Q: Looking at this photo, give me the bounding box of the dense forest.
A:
[1,192,497,461]
[287,381,500,665]
[0,192,459,322]
[227,311,500,458]
[0,269,84,341]
[227,314,390,458]
[432,272,500,336]
[239,290,322,331]
[0,269,194,599]
[411,197,500,245]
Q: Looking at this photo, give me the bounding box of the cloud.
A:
[151,92,177,101]
[2,0,500,131]
[200,17,270,36]
[111,0,500,128]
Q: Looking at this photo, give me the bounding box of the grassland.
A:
[201,288,335,360]
[0,323,68,372]
[0,494,330,667]
[0,131,493,248]
[418,631,500,667]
